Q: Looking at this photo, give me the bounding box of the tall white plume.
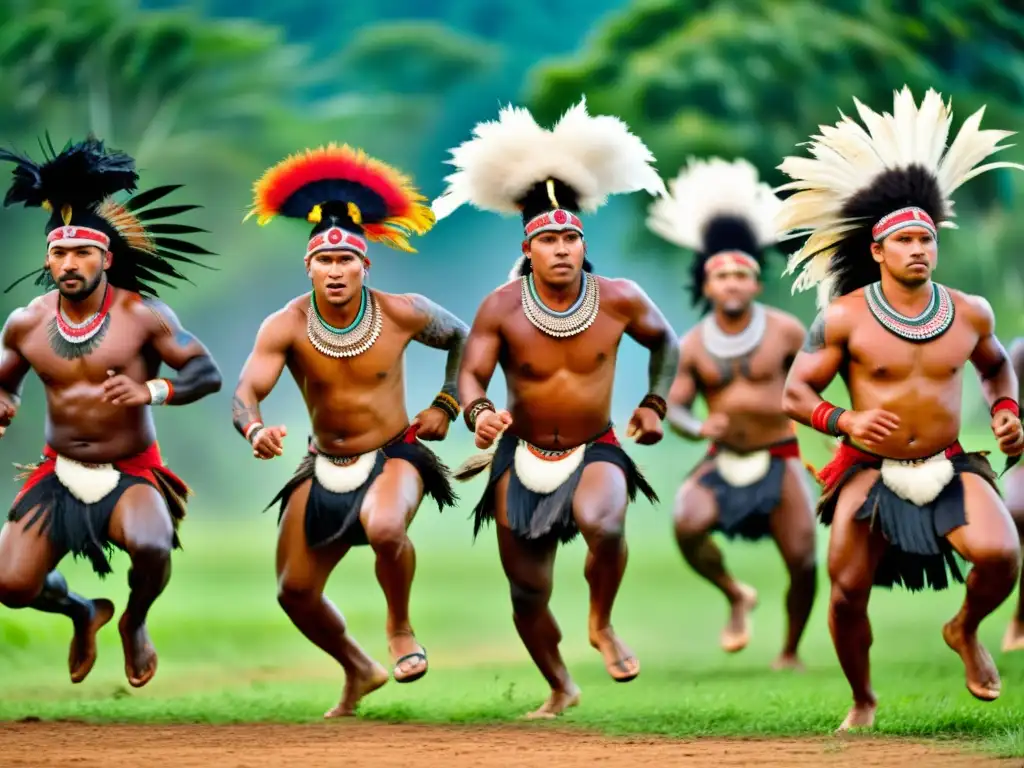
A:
[776,86,1024,307]
[647,157,781,251]
[431,97,667,220]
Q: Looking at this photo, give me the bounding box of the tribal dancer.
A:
[233,144,466,717]
[647,158,815,667]
[436,98,676,718]
[1002,336,1024,651]
[779,87,1024,730]
[0,136,221,687]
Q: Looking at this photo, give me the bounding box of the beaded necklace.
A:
[306,287,382,358]
[521,272,600,338]
[864,281,954,342]
[47,284,113,360]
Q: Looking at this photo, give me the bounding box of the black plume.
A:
[0,135,138,211]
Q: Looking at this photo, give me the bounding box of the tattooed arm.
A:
[781,302,852,431]
[666,333,705,440]
[232,307,293,446]
[0,307,32,429]
[404,293,469,400]
[617,279,680,401]
[104,299,222,407]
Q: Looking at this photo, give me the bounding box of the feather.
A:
[647,157,780,252]
[776,86,1024,304]
[453,452,495,482]
[431,96,665,220]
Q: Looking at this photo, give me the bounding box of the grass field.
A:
[1,428,1023,759]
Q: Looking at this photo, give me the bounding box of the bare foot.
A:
[771,653,805,672]
[589,625,639,682]
[118,613,157,688]
[836,700,877,731]
[69,598,114,684]
[721,584,758,653]
[943,618,1000,701]
[323,662,390,718]
[1001,619,1024,652]
[388,631,428,683]
[524,684,581,720]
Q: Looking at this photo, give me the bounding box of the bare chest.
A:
[290,323,408,390]
[23,313,151,386]
[693,341,788,390]
[848,317,977,382]
[502,311,623,381]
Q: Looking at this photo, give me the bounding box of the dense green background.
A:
[1,0,1024,754]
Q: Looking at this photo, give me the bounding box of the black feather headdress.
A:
[1,135,215,296]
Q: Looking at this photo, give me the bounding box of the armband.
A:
[991,398,1020,418]
[464,397,495,431]
[811,401,846,437]
[431,392,460,422]
[145,379,173,406]
[243,421,264,444]
[639,393,667,420]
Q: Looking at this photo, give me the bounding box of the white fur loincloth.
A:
[714,449,771,488]
[54,455,121,505]
[879,452,955,507]
[314,451,378,494]
[514,441,586,494]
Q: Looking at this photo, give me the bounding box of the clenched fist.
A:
[839,408,900,447]
[252,425,287,460]
[475,409,513,450]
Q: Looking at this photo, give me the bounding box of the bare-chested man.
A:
[1002,336,1024,651]
[777,87,1024,730]
[432,99,676,718]
[0,137,222,687]
[233,144,467,717]
[646,157,816,667]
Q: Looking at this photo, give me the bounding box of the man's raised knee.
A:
[974,543,1022,584]
[277,579,320,614]
[829,580,869,619]
[364,514,408,556]
[0,570,43,608]
[578,505,625,545]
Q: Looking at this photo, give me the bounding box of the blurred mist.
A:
[1,0,1023,514]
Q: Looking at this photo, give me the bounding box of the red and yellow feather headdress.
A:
[245,144,434,257]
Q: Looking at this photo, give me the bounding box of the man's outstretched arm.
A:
[232,309,292,445]
[141,299,222,405]
[406,293,470,420]
[782,305,852,437]
[457,292,505,432]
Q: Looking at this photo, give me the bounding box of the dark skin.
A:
[1002,336,1024,651]
[232,247,468,717]
[782,226,1023,731]
[459,228,679,718]
[0,243,222,688]
[667,264,816,669]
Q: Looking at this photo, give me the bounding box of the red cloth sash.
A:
[817,440,964,490]
[15,442,184,503]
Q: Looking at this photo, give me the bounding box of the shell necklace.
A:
[865,281,954,342]
[307,287,382,358]
[521,272,600,338]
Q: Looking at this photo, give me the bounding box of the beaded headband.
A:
[47,225,111,251]
[306,226,368,259]
[872,206,937,242]
[704,251,760,276]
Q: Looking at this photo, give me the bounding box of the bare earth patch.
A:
[0,722,998,767]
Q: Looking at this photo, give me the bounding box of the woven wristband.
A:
[145,378,173,406]
[991,398,1020,418]
[432,392,460,422]
[639,393,667,420]
[464,397,495,432]
[811,401,845,437]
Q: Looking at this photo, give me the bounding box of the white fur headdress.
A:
[647,156,781,252]
[431,97,667,221]
[776,86,1024,308]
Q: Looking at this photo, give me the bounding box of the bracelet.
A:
[811,401,846,437]
[464,397,495,431]
[243,421,264,444]
[639,393,667,420]
[992,398,1020,418]
[431,392,460,422]
[145,379,173,406]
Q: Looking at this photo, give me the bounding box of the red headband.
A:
[704,251,760,275]
[306,226,368,258]
[524,208,584,239]
[872,206,937,242]
[47,226,110,251]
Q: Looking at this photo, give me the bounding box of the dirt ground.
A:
[1,721,1014,768]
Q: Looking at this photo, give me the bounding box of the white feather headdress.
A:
[777,86,1024,308]
[647,157,781,252]
[431,97,667,220]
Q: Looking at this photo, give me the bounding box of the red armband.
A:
[811,401,846,437]
[991,398,1020,418]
